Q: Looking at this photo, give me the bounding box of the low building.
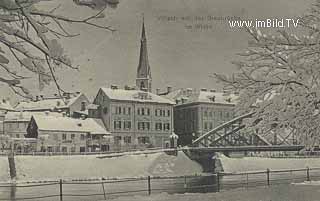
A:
[15,93,90,118]
[163,88,238,145]
[89,87,175,150]
[26,115,112,153]
[3,111,63,139]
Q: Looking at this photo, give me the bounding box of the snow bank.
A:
[0,156,9,181]
[219,154,320,172]
[14,151,203,181]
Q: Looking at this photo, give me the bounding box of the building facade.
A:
[164,88,238,145]
[90,87,175,150]
[26,115,112,153]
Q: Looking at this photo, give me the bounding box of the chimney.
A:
[35,95,39,102]
[54,93,58,97]
[81,114,86,120]
[110,84,118,90]
[156,88,160,95]
[2,99,6,104]
[210,89,216,93]
[167,86,172,93]
[40,95,44,100]
[200,88,207,92]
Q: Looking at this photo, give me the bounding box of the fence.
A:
[0,167,320,201]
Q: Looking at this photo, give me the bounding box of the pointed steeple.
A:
[136,15,152,92]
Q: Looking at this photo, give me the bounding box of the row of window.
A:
[114,136,150,144]
[60,133,86,141]
[107,106,171,117]
[113,121,170,131]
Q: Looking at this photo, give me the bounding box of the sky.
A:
[0,0,313,103]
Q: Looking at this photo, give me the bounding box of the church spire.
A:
[136,15,152,92]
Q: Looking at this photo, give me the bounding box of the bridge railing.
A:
[1,167,320,200]
[192,112,254,145]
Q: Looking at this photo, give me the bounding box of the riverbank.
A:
[0,151,203,182]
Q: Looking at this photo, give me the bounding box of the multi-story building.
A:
[88,18,175,150]
[164,88,238,145]
[26,115,112,153]
[15,92,90,118]
[90,87,175,150]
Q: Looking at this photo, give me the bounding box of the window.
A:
[128,107,131,115]
[114,121,121,130]
[62,134,67,140]
[155,123,162,130]
[164,123,170,131]
[71,134,75,140]
[47,146,53,152]
[80,147,86,153]
[123,107,126,115]
[141,108,145,115]
[204,122,208,130]
[167,110,170,117]
[124,121,131,130]
[209,111,213,117]
[138,122,150,130]
[147,108,150,115]
[71,147,76,152]
[55,146,60,153]
[16,134,19,138]
[62,147,67,153]
[204,110,208,117]
[155,109,158,116]
[80,134,85,140]
[160,110,163,116]
[138,137,150,144]
[124,136,131,144]
[137,108,140,115]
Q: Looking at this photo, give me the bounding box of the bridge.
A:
[191,112,301,151]
[185,112,304,172]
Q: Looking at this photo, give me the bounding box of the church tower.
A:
[136,16,152,92]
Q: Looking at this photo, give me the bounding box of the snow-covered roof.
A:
[32,115,110,135]
[15,93,86,111]
[4,111,63,122]
[0,99,14,111]
[163,88,238,105]
[100,88,175,105]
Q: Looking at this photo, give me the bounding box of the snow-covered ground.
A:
[12,151,203,181]
[219,154,320,172]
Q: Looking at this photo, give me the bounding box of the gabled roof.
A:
[15,93,87,111]
[32,115,110,135]
[100,87,175,105]
[5,111,63,122]
[163,88,238,105]
[0,99,14,111]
